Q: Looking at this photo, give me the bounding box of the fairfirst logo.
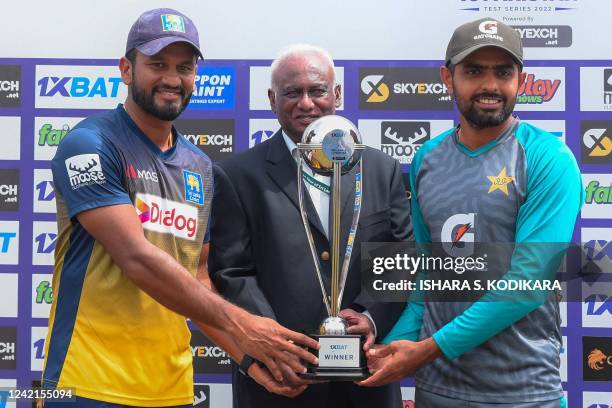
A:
[585,180,612,204]
[38,123,71,147]
[441,213,476,256]
[35,281,53,304]
[517,74,561,104]
[135,193,198,240]
[361,75,389,103]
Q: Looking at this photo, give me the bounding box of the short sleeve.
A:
[51,127,132,219]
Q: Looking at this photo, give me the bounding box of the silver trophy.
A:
[296,115,368,380]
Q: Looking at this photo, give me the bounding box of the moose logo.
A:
[65,153,106,190]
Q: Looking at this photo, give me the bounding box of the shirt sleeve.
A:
[432,134,583,359]
[51,127,132,219]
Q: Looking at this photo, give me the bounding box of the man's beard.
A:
[455,91,516,129]
[131,75,192,121]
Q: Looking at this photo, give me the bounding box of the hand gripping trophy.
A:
[296,115,368,380]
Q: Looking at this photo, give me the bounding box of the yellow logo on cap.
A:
[161,14,186,33]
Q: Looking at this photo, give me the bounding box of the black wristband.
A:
[238,355,257,377]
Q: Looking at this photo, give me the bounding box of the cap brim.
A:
[449,44,522,67]
[136,36,203,59]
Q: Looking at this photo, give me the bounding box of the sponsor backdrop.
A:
[0,1,611,407]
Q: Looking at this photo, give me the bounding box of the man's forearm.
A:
[120,239,244,335]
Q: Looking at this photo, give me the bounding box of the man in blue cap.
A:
[42,9,318,407]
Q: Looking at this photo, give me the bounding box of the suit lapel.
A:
[265,131,327,238]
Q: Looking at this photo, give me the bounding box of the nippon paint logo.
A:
[189,66,235,109]
[135,193,198,240]
[35,65,127,109]
[515,67,565,111]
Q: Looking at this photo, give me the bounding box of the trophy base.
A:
[300,366,370,381]
[300,334,370,382]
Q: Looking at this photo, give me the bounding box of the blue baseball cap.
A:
[125,8,203,59]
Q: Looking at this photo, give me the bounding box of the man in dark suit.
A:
[209,44,411,407]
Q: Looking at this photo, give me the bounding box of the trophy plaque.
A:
[296,115,368,381]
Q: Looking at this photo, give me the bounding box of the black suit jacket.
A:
[209,131,411,407]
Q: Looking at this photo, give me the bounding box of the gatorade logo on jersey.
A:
[135,193,198,240]
[441,213,476,256]
[183,170,204,205]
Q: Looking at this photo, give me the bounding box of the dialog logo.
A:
[135,194,198,240]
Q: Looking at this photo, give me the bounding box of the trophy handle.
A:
[337,158,363,307]
[297,157,332,316]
